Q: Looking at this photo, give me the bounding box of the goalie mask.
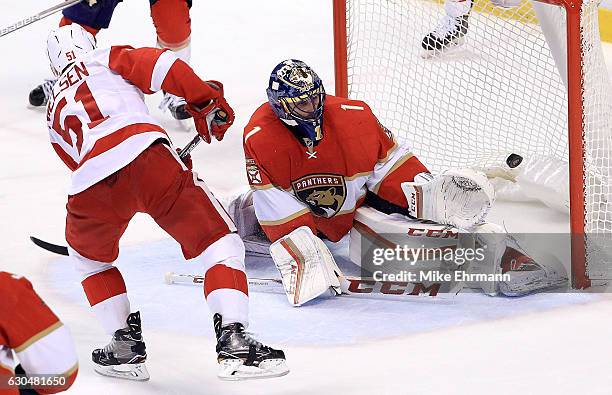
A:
[47,24,97,77]
[266,60,326,147]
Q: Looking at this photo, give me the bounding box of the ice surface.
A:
[1,1,612,394]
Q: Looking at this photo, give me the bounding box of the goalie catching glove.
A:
[269,226,349,306]
[401,168,495,229]
[186,81,235,143]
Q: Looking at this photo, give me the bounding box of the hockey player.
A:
[0,272,78,394]
[421,0,474,52]
[237,59,567,306]
[30,0,194,120]
[44,24,288,380]
[421,0,567,82]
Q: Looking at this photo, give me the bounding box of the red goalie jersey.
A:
[46,45,219,195]
[0,272,78,394]
[243,95,429,242]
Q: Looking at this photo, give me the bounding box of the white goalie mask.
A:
[46,24,96,77]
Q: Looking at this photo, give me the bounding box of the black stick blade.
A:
[30,236,69,256]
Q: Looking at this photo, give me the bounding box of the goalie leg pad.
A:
[471,224,568,296]
[270,226,345,306]
[497,247,568,297]
[469,223,508,295]
[226,190,263,239]
[224,190,272,257]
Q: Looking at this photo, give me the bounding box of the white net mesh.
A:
[342,0,612,280]
[579,0,612,278]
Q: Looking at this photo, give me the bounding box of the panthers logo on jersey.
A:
[292,174,347,218]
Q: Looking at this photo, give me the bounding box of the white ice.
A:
[1,1,612,394]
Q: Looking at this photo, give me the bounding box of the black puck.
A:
[506,153,523,168]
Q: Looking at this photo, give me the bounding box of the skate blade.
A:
[93,362,150,381]
[218,359,290,381]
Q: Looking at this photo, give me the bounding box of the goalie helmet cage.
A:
[332,0,612,289]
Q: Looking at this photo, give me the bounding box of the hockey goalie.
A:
[232,59,568,306]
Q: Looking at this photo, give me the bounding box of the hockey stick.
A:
[0,0,82,38]
[30,236,69,256]
[177,107,230,157]
[166,272,282,287]
[164,271,443,298]
[178,133,203,158]
[30,135,204,256]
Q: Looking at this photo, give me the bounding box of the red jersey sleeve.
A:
[106,46,219,106]
[366,113,429,208]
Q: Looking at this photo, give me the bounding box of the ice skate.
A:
[214,314,289,380]
[422,0,472,56]
[92,311,150,381]
[159,91,191,120]
[422,14,470,55]
[28,78,57,107]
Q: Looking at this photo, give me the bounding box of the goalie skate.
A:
[214,314,289,380]
[92,311,150,381]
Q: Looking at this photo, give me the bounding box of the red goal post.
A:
[333,0,612,289]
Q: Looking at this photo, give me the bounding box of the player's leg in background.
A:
[422,0,473,53]
[134,143,288,379]
[422,0,528,54]
[65,171,149,380]
[150,0,192,62]
[150,0,194,120]
[531,1,568,89]
[28,0,122,107]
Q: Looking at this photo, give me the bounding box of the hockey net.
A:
[333,0,612,287]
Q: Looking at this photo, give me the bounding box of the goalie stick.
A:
[164,272,444,298]
[0,0,82,38]
[30,133,205,256]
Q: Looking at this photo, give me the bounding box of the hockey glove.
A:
[401,168,495,229]
[186,81,235,143]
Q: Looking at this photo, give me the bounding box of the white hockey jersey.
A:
[45,45,219,194]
